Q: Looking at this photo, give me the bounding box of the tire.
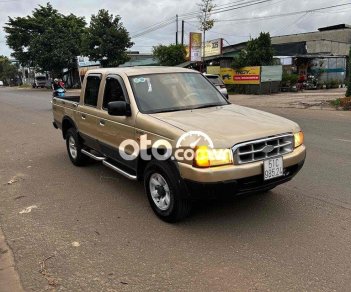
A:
[144,160,191,223]
[65,128,87,166]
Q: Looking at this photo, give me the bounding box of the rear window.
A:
[84,75,101,107]
[206,75,224,86]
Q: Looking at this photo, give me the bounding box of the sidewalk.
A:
[0,227,23,292]
[229,88,346,110]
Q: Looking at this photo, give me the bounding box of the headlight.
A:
[294,131,304,148]
[193,146,233,168]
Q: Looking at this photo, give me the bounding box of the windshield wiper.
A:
[190,103,223,110]
[151,108,185,113]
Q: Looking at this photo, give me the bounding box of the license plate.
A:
[263,157,284,181]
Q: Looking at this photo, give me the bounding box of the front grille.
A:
[232,134,294,165]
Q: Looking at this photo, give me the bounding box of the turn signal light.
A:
[193,146,233,168]
[294,131,304,148]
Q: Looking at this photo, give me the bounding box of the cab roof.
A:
[86,66,198,76]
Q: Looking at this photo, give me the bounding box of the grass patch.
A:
[330,97,351,110]
[18,84,32,88]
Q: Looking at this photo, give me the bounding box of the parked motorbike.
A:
[304,75,318,90]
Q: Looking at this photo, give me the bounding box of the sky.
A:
[0,0,351,58]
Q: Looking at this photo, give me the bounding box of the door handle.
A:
[81,114,86,120]
[99,119,106,126]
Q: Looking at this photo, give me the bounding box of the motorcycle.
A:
[53,88,65,97]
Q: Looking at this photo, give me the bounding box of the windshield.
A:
[206,75,224,86]
[129,73,228,114]
[36,76,46,81]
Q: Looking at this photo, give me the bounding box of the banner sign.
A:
[261,65,283,82]
[207,66,221,75]
[233,67,260,84]
[221,67,261,84]
[189,32,202,62]
[220,67,261,85]
[204,38,223,57]
[77,56,100,68]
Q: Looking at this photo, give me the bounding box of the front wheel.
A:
[65,128,87,166]
[144,161,191,223]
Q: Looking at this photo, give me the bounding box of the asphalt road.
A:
[0,87,351,291]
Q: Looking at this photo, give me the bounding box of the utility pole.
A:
[181,20,185,46]
[176,14,179,45]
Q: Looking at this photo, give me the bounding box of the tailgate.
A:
[52,97,79,128]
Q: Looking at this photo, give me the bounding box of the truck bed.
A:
[55,95,80,103]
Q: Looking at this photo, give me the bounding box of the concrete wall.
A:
[272,29,351,56]
[272,29,351,45]
[306,40,350,55]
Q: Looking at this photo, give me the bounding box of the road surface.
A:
[0,87,350,291]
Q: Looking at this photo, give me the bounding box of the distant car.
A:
[204,74,228,99]
[0,81,4,86]
[32,76,48,88]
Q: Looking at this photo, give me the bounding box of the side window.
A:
[84,75,101,107]
[103,76,126,109]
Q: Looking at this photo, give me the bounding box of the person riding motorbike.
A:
[52,78,66,97]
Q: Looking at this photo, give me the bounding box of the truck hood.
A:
[150,104,300,148]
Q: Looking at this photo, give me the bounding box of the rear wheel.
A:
[144,160,191,223]
[65,128,87,166]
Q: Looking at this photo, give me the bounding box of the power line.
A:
[130,1,351,41]
[178,0,272,19]
[272,12,308,35]
[184,21,250,38]
[215,2,351,22]
[131,0,274,39]
[131,19,175,39]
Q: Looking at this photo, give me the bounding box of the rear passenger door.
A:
[77,74,102,149]
[97,75,137,171]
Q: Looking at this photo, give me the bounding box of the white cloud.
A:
[0,0,350,57]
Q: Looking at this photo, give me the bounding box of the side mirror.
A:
[107,101,131,116]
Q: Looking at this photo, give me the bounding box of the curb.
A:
[0,227,24,292]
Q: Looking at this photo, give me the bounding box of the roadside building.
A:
[183,24,351,91]
[272,24,351,85]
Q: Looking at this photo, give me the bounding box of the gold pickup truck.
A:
[52,67,306,222]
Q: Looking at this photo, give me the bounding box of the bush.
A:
[330,80,339,89]
[346,84,351,97]
[340,97,351,110]
[18,83,32,88]
[330,97,351,110]
[281,73,298,87]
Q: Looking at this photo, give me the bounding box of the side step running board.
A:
[81,149,137,180]
[81,149,106,161]
[102,160,138,181]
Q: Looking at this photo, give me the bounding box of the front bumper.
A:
[184,160,304,198]
[178,145,306,198]
[179,145,306,183]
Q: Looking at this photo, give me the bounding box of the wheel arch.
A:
[136,148,181,181]
[62,116,78,139]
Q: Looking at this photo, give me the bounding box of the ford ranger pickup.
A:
[52,67,306,222]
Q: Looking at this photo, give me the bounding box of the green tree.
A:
[152,44,187,66]
[198,0,216,59]
[4,3,86,76]
[232,32,274,68]
[0,56,18,85]
[83,10,133,68]
[346,48,351,97]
